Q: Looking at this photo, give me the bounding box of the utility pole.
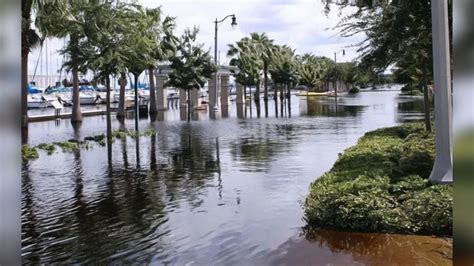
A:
[429,0,453,184]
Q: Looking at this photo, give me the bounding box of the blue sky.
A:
[28,0,363,79]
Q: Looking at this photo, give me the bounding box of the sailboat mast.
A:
[45,38,49,87]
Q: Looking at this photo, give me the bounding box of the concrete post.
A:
[190,89,199,109]
[236,82,244,105]
[209,76,218,109]
[429,0,453,183]
[236,103,245,119]
[179,88,187,107]
[156,74,168,111]
[220,75,229,107]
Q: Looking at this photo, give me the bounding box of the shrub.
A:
[304,123,452,236]
[348,87,360,94]
[402,185,453,235]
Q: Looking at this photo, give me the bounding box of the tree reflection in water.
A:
[21,122,224,263]
[303,97,364,117]
[264,228,451,265]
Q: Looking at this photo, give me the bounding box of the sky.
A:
[28,0,363,80]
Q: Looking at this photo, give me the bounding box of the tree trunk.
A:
[273,83,278,101]
[280,84,284,101]
[263,64,268,101]
[106,75,112,142]
[187,89,191,122]
[117,72,126,118]
[148,67,157,115]
[71,63,82,123]
[255,80,260,103]
[256,78,260,101]
[21,52,28,128]
[422,72,432,132]
[70,34,82,123]
[244,85,247,102]
[134,74,139,132]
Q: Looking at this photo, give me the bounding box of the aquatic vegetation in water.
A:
[22,144,39,161]
[304,123,452,236]
[84,134,105,142]
[25,129,159,158]
[112,130,128,139]
[142,128,157,137]
[53,140,80,152]
[36,143,56,155]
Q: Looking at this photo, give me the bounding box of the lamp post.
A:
[333,49,345,101]
[429,0,452,183]
[213,14,237,111]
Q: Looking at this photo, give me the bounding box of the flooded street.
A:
[22,90,450,264]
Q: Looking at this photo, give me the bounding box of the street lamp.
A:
[213,14,237,111]
[334,49,345,100]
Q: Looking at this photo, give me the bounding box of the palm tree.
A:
[21,0,68,127]
[249,33,275,101]
[298,54,332,91]
[36,1,90,124]
[227,37,263,101]
[167,27,217,122]
[120,5,157,131]
[143,10,178,116]
[269,45,299,100]
[81,2,132,139]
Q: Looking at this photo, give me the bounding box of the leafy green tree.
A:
[227,37,263,100]
[37,1,97,123]
[142,9,178,115]
[298,54,333,91]
[77,1,134,139]
[120,4,158,130]
[167,27,217,122]
[323,0,452,131]
[249,33,276,101]
[269,45,299,99]
[22,0,68,127]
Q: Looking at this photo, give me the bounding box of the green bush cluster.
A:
[348,87,360,94]
[304,123,452,236]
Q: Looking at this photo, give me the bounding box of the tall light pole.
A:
[334,49,345,101]
[213,14,237,111]
[429,0,452,184]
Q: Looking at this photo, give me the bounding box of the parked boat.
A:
[27,95,46,109]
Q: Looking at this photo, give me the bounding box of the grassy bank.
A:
[304,123,452,236]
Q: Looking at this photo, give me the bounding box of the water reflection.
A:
[264,229,452,265]
[22,91,431,264]
[397,96,426,122]
[301,97,365,117]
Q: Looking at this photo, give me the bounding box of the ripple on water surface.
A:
[22,91,449,264]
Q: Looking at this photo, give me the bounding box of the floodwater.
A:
[22,89,451,264]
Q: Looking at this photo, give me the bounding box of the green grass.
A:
[304,123,452,236]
